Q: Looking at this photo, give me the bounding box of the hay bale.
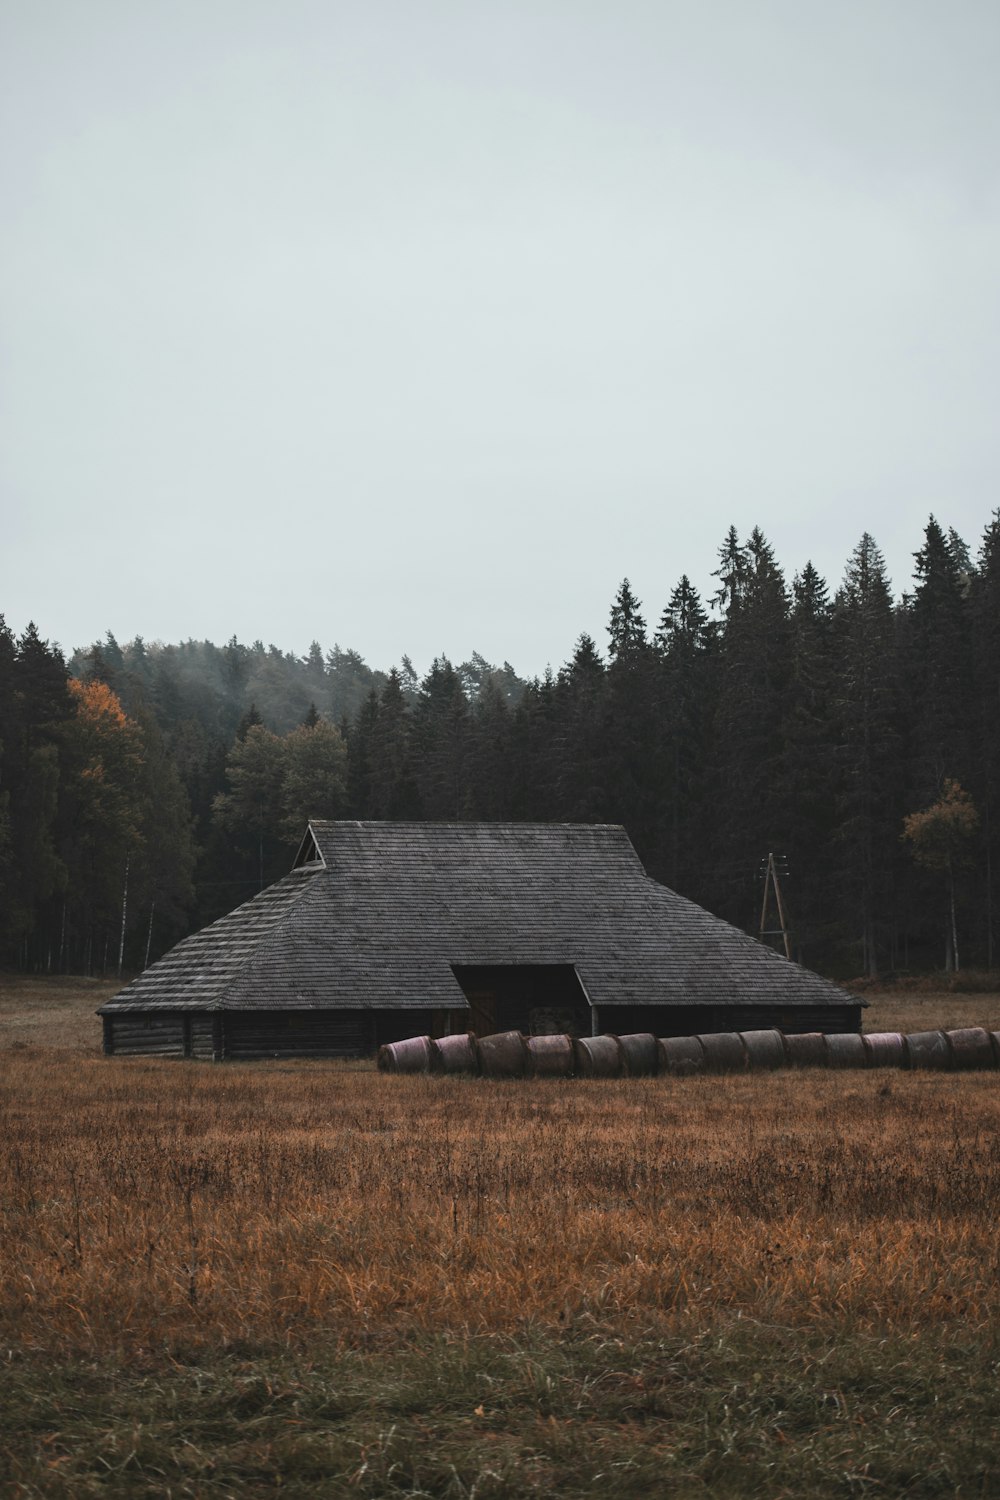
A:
[904,1030,950,1070]
[739,1029,787,1071]
[944,1027,995,1070]
[617,1033,658,1077]
[824,1033,867,1069]
[377,1036,435,1074]
[477,1030,529,1079]
[573,1034,624,1078]
[862,1031,905,1069]
[526,1033,575,1077]
[432,1032,480,1075]
[697,1032,746,1073]
[658,1036,705,1076]
[783,1032,826,1068]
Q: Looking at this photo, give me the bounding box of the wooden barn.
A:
[98,821,860,1059]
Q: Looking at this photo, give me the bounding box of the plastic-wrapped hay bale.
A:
[617,1033,658,1077]
[991,1032,1000,1067]
[824,1033,867,1069]
[784,1032,827,1068]
[526,1034,575,1078]
[573,1034,624,1078]
[377,1036,436,1073]
[697,1032,746,1073]
[477,1030,529,1079]
[945,1027,995,1070]
[904,1030,950,1071]
[739,1029,787,1071]
[863,1031,906,1069]
[658,1036,705,1076]
[432,1032,480,1076]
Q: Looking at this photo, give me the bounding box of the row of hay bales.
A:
[377,1026,1000,1078]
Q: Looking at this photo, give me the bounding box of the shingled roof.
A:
[101,820,849,1015]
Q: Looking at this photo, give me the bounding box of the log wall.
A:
[105,1013,186,1057]
[220,1010,376,1059]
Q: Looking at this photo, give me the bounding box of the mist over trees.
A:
[2,513,998,980]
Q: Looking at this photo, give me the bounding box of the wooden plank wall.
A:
[106,1014,186,1056]
[221,1011,376,1059]
[190,1014,218,1060]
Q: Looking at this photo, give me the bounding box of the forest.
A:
[1,513,997,982]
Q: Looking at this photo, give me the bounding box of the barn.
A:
[98,820,860,1059]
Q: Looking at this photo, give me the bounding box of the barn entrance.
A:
[450,964,590,1037]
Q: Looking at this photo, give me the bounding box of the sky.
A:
[2,0,998,678]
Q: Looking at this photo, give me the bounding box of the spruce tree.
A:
[970,511,1000,965]
[904,516,975,800]
[831,534,899,975]
[412,658,469,819]
[654,577,714,894]
[707,528,790,927]
[781,563,836,959]
[368,669,420,818]
[550,635,610,823]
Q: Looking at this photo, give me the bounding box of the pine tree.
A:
[549,635,610,823]
[970,511,1000,965]
[904,516,975,800]
[711,525,747,616]
[346,690,380,816]
[607,579,648,662]
[412,658,470,819]
[605,582,660,864]
[831,534,899,976]
[126,704,197,969]
[654,578,714,893]
[781,563,836,959]
[368,669,420,818]
[211,724,287,890]
[707,528,790,926]
[467,676,515,820]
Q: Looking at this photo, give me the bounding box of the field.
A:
[2,979,1000,1497]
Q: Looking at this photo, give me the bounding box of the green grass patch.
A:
[3,1320,999,1498]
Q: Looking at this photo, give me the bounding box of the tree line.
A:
[2,513,997,979]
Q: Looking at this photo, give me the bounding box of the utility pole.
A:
[758,851,792,960]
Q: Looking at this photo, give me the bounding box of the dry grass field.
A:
[2,976,999,1497]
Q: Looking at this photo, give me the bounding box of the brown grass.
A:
[3,977,1000,1495]
[2,974,998,1356]
[0,972,119,1050]
[860,987,1000,1033]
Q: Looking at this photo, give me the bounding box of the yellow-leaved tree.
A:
[902,779,979,972]
[62,679,194,975]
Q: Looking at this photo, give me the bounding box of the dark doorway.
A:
[450,964,589,1037]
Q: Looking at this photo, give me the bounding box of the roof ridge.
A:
[307,819,629,830]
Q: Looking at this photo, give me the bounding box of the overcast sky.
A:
[2,0,998,677]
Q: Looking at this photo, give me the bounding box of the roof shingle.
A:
[101,821,850,1013]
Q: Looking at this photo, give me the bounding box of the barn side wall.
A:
[595,1003,862,1037]
[104,1013,187,1057]
[712,1003,862,1035]
[102,1008,445,1060]
[190,1013,220,1060]
[220,1010,377,1059]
